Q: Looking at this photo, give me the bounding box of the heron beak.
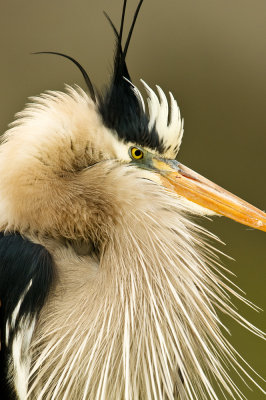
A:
[152,157,266,232]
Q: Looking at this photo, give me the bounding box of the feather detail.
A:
[141,80,184,158]
[24,176,265,400]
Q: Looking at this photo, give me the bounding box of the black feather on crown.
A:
[98,0,163,152]
[34,0,164,152]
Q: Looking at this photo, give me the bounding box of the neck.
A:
[28,188,263,400]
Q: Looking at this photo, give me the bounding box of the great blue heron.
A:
[0,1,265,399]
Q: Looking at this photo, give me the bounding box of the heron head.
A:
[97,70,266,232]
[95,0,266,234]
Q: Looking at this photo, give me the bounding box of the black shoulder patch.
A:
[0,232,55,396]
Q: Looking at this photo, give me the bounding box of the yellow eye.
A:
[131,147,144,160]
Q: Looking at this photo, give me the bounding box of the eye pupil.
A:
[135,149,141,157]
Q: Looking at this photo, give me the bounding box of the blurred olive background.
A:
[0,0,265,398]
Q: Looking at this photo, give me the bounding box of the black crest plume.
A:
[34,0,163,151]
[33,51,96,103]
[99,0,163,151]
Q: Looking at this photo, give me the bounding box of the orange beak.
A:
[153,158,266,232]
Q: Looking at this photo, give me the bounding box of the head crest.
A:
[34,0,165,153]
[98,0,163,152]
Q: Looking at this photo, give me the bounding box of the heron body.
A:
[0,1,265,399]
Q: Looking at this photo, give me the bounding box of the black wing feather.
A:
[0,232,55,398]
